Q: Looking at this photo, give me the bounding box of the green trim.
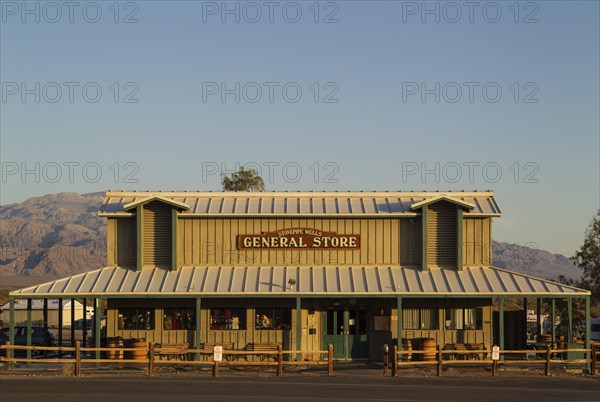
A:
[536,298,542,336]
[172,210,178,271]
[296,297,301,361]
[498,297,504,355]
[396,296,402,352]
[421,207,428,271]
[195,297,202,361]
[9,299,14,358]
[568,298,573,342]
[95,299,101,366]
[136,205,142,271]
[551,299,556,346]
[585,297,590,371]
[457,208,463,271]
[27,299,32,361]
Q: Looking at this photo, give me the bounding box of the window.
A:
[402,308,438,330]
[118,308,155,330]
[255,308,291,330]
[209,308,246,330]
[445,308,483,330]
[163,308,196,330]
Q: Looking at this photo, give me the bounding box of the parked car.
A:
[72,318,93,330]
[0,326,54,356]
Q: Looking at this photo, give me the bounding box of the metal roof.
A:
[10,266,588,298]
[98,191,501,217]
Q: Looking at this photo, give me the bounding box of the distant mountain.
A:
[0,192,105,277]
[0,192,582,282]
[492,241,580,281]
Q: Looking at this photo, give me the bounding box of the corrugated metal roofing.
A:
[98,191,501,217]
[10,266,588,298]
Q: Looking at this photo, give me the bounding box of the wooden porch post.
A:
[567,298,573,343]
[536,298,542,339]
[498,297,504,359]
[523,298,528,346]
[296,296,301,361]
[551,299,556,348]
[26,298,32,363]
[195,297,202,361]
[8,299,15,359]
[585,296,591,372]
[58,299,63,358]
[43,299,48,332]
[70,298,75,347]
[82,298,87,348]
[396,296,402,359]
[94,298,101,367]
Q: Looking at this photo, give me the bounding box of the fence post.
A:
[591,343,596,375]
[213,359,219,377]
[148,343,154,375]
[5,342,10,371]
[392,345,398,377]
[75,341,81,377]
[492,359,497,377]
[328,344,333,376]
[437,346,443,377]
[545,344,551,376]
[277,345,283,377]
[383,344,389,376]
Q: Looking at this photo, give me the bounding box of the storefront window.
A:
[209,308,246,330]
[255,308,291,330]
[163,308,196,330]
[402,308,438,330]
[445,308,483,330]
[118,308,155,330]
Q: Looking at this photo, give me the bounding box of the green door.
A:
[325,309,346,358]
[324,308,370,359]
[348,309,370,359]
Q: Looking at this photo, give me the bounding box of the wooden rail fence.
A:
[383,342,599,377]
[0,342,334,378]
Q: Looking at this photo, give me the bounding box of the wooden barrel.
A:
[131,339,147,360]
[420,338,436,361]
[537,334,552,344]
[401,338,413,361]
[107,341,117,360]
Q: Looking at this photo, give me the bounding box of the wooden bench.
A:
[466,343,486,360]
[155,343,189,361]
[244,342,281,361]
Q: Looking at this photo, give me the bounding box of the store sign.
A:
[237,228,360,250]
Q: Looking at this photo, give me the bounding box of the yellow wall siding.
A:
[176,218,420,266]
[462,218,492,267]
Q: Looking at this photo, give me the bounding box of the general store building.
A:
[7,191,592,360]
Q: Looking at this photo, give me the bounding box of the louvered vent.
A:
[427,201,457,268]
[143,202,172,268]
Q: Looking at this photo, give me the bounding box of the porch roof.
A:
[9,266,589,298]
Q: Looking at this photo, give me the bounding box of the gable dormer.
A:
[411,195,475,271]
[123,196,190,271]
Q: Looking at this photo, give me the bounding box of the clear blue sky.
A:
[1,0,598,256]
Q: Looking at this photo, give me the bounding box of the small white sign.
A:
[213,346,223,362]
[492,346,500,361]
